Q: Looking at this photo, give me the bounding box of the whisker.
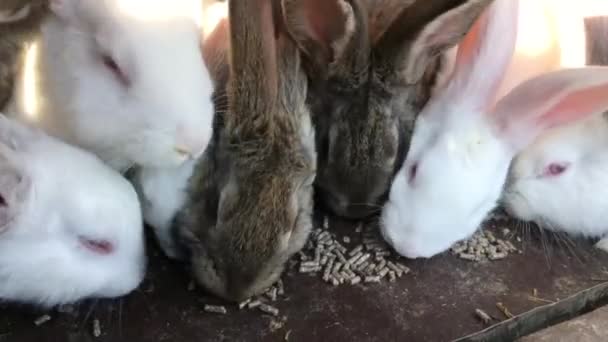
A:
[118,299,124,339]
[80,299,99,329]
[535,221,552,268]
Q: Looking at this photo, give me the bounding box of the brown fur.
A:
[585,16,608,66]
[177,0,315,301]
[282,0,493,219]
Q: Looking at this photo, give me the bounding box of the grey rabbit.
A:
[176,0,316,301]
[281,0,494,218]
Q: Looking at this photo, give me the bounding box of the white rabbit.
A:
[0,114,145,307]
[502,112,608,252]
[11,0,214,171]
[130,6,229,259]
[132,159,196,259]
[502,5,608,252]
[380,0,608,259]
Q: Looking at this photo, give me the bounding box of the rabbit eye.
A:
[79,237,114,255]
[101,54,130,86]
[541,162,570,178]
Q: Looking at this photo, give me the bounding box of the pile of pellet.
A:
[199,280,285,316]
[451,229,521,262]
[201,217,411,316]
[296,217,410,285]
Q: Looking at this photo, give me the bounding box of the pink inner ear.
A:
[537,84,608,129]
[453,7,487,72]
[299,0,349,51]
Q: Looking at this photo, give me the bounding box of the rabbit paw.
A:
[594,238,608,253]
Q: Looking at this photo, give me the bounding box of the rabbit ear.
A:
[0,3,31,23]
[201,17,230,86]
[281,0,369,78]
[49,0,79,22]
[0,154,30,234]
[229,0,279,119]
[443,0,519,109]
[374,0,495,83]
[0,117,33,234]
[492,67,608,151]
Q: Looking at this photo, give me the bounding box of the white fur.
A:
[132,160,196,259]
[503,113,608,251]
[380,0,608,259]
[12,0,214,171]
[0,114,144,306]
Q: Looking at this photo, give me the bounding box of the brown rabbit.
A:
[281,0,494,219]
[0,0,47,109]
[176,0,316,301]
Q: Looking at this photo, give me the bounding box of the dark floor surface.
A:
[1,214,607,342]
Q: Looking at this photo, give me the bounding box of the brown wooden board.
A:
[1,212,607,342]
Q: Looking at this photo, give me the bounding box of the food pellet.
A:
[267,287,278,301]
[357,261,370,271]
[258,303,279,316]
[248,300,262,309]
[301,261,319,268]
[350,276,362,285]
[364,276,381,283]
[187,281,196,291]
[387,262,404,277]
[239,299,251,309]
[92,319,101,337]
[375,250,391,258]
[355,224,363,233]
[375,259,387,272]
[475,309,492,324]
[354,253,370,266]
[395,262,411,274]
[459,253,477,261]
[295,221,411,287]
[349,245,364,257]
[204,304,227,314]
[34,315,51,326]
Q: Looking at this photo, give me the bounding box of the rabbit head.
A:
[281,0,493,218]
[17,0,213,171]
[503,109,608,240]
[381,0,608,259]
[0,114,144,306]
[178,0,316,302]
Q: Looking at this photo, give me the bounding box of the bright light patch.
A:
[516,0,555,58]
[116,0,202,26]
[202,2,227,37]
[22,42,39,119]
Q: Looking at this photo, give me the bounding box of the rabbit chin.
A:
[191,253,283,302]
[0,237,145,307]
